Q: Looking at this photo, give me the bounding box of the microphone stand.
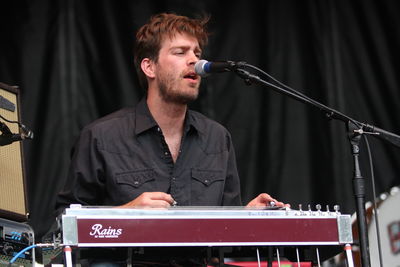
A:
[232,67,400,267]
[347,121,370,267]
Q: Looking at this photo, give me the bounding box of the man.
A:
[56,13,287,266]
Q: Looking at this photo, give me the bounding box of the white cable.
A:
[256,248,261,267]
[64,246,73,267]
[276,248,281,267]
[296,248,300,267]
[345,244,355,267]
[316,247,321,267]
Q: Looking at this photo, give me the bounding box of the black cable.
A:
[363,136,384,267]
[0,114,20,125]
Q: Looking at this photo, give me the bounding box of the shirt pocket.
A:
[115,169,156,188]
[191,169,225,205]
[191,169,224,186]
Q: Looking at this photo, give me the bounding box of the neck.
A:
[146,94,187,136]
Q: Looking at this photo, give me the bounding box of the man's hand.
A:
[246,193,290,208]
[119,192,175,208]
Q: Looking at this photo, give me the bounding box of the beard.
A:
[157,70,199,105]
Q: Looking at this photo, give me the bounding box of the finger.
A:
[259,193,276,204]
[146,192,175,204]
[258,193,288,208]
[146,199,172,209]
[256,193,269,202]
[135,198,172,209]
[274,201,285,207]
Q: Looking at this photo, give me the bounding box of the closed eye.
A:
[172,48,185,56]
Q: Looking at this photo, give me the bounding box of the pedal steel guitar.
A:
[60,205,352,248]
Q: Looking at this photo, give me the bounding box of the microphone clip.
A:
[353,128,380,136]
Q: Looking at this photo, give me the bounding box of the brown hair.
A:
[134,13,209,89]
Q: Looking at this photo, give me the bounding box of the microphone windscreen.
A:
[194,60,209,77]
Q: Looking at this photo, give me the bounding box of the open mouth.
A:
[183,72,198,81]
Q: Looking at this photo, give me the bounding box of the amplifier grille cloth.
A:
[0,86,26,217]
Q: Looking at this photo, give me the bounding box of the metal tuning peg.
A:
[285,205,290,216]
[298,204,303,216]
[334,205,340,214]
[316,204,322,216]
[307,204,313,216]
[326,205,331,215]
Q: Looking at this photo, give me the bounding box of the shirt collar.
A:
[134,98,203,135]
[185,109,204,135]
[135,98,158,135]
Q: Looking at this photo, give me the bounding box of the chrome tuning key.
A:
[298,204,304,216]
[316,204,322,216]
[334,205,340,214]
[307,204,313,216]
[326,205,331,215]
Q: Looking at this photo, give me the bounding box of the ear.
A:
[141,58,156,79]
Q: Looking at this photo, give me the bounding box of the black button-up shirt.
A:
[56,99,242,212]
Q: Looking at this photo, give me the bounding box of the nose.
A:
[187,51,199,66]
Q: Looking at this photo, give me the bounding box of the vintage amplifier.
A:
[0,82,29,221]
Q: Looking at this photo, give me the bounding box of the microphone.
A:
[0,121,34,146]
[195,60,244,77]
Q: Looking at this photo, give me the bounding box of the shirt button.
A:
[171,177,176,181]
[164,151,169,156]
[157,127,161,132]
[134,181,139,185]
[204,179,209,184]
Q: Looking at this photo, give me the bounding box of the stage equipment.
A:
[57,205,353,266]
[0,82,30,221]
[0,217,35,266]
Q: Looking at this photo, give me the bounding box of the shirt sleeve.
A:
[55,126,106,214]
[222,133,243,206]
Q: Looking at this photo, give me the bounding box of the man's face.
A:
[154,33,202,104]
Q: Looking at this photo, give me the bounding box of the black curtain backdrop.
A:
[1,0,399,239]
